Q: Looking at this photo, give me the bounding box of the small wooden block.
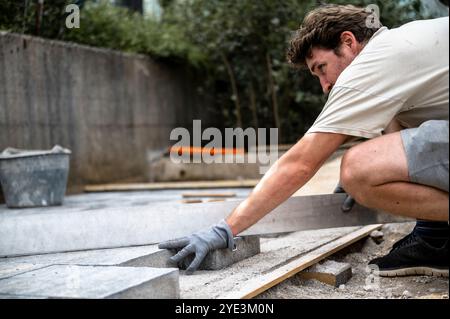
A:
[299,260,352,287]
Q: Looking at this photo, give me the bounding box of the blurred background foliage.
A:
[1,0,444,142]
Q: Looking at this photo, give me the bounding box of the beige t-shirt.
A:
[307,17,449,139]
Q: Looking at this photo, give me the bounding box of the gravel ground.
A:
[257,222,449,299]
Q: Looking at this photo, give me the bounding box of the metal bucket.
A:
[0,145,71,208]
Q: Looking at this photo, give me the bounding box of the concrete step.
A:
[0,192,401,257]
[0,265,179,299]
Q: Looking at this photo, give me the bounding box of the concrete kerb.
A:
[0,236,261,271]
[179,236,261,271]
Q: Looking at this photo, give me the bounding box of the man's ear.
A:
[340,31,359,52]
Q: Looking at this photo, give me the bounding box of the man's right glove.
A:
[333,183,356,213]
[158,219,235,275]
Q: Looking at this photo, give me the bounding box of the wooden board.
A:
[182,192,236,198]
[221,224,382,299]
[180,199,203,204]
[84,180,260,192]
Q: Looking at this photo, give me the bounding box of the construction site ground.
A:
[1,152,448,299]
[258,222,448,299]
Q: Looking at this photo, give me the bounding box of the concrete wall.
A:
[0,32,219,191]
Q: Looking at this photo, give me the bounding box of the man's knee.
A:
[340,145,371,202]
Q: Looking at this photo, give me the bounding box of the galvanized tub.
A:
[0,145,71,208]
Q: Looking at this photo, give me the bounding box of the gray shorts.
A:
[401,120,449,192]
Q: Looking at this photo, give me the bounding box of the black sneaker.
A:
[368,232,449,277]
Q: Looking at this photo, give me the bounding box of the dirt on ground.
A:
[258,222,449,299]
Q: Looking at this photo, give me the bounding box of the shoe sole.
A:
[378,267,449,278]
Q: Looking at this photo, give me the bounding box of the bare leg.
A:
[341,132,449,221]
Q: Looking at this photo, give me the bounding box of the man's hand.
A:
[334,183,355,212]
[158,219,235,275]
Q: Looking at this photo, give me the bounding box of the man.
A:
[159,4,449,277]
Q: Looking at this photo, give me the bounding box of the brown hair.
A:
[287,4,382,68]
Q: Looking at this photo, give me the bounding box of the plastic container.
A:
[0,145,71,208]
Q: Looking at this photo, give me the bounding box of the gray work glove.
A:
[158,219,235,275]
[333,183,356,213]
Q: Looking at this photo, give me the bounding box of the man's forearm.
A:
[226,152,314,236]
[226,132,348,236]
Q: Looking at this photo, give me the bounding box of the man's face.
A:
[306,46,356,94]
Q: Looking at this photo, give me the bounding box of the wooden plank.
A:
[221,224,382,299]
[84,180,260,192]
[182,192,236,198]
[180,199,203,204]
[170,146,245,155]
[249,144,294,152]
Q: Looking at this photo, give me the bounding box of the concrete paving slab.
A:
[0,293,48,299]
[0,245,176,268]
[51,188,251,210]
[0,265,179,299]
[0,262,50,280]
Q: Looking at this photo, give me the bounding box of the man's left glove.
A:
[158,219,235,275]
[334,183,356,213]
